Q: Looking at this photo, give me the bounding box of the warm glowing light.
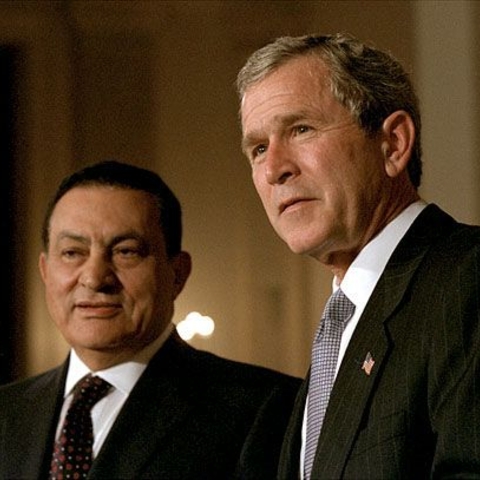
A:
[176,311,215,341]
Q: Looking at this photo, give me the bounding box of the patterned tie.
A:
[304,288,355,479]
[49,374,112,480]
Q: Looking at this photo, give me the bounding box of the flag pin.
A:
[362,351,375,376]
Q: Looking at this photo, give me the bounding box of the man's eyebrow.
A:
[56,231,89,244]
[110,232,145,245]
[55,231,145,246]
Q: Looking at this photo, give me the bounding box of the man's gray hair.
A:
[237,33,422,187]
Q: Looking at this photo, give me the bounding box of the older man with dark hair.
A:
[0,160,301,480]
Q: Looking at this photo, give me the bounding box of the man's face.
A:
[241,56,390,267]
[39,185,190,367]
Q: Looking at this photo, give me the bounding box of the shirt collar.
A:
[339,200,427,308]
[64,323,174,397]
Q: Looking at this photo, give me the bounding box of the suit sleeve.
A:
[233,378,301,480]
[429,243,480,477]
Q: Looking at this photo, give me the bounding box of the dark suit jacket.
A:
[0,331,301,479]
[279,205,480,479]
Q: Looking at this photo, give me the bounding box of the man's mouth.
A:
[279,197,314,214]
[75,302,122,317]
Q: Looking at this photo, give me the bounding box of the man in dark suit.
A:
[0,160,301,479]
[237,33,480,478]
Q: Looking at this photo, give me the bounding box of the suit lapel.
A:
[89,332,195,478]
[312,269,414,477]
[278,254,422,479]
[309,205,457,478]
[2,364,66,479]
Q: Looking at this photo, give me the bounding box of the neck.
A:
[321,190,421,282]
[73,325,173,371]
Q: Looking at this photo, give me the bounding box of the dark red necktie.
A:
[49,374,112,479]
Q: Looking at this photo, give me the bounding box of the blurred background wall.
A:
[1,0,479,382]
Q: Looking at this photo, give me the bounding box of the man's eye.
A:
[61,249,83,260]
[115,247,139,257]
[293,125,311,135]
[251,144,267,161]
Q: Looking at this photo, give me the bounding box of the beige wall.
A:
[415,0,480,224]
[2,0,478,379]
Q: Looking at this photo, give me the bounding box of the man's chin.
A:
[284,235,333,261]
[282,235,317,256]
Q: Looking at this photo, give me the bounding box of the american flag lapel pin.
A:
[362,351,375,376]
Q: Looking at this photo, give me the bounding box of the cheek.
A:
[252,173,274,210]
[252,171,262,195]
[43,273,75,324]
[124,268,174,309]
[44,266,77,295]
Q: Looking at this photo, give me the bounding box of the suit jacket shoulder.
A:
[0,364,67,479]
[280,205,480,479]
[91,331,301,479]
[0,332,301,479]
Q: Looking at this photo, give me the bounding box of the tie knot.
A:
[71,374,112,410]
[323,288,355,327]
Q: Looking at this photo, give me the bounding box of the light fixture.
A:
[176,311,215,341]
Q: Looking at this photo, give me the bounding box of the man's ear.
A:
[171,251,192,298]
[381,110,415,178]
[39,252,48,283]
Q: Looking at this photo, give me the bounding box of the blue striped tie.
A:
[304,288,355,479]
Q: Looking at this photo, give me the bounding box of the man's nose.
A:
[79,255,118,291]
[264,141,300,185]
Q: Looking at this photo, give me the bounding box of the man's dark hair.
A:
[41,160,183,257]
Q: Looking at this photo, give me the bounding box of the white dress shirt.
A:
[54,323,174,458]
[299,200,427,477]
